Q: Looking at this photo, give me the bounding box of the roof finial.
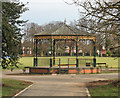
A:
[64,18,66,24]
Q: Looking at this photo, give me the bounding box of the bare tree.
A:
[22,22,43,56]
[65,0,120,54]
[70,0,119,36]
[23,22,43,42]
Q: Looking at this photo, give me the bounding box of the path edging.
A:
[85,87,91,97]
[12,84,33,98]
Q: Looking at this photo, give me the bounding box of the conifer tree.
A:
[2,1,28,69]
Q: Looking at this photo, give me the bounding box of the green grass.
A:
[96,57,119,68]
[100,70,118,74]
[15,56,119,69]
[2,79,32,96]
[88,80,120,96]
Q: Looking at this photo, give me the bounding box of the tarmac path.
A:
[2,70,119,96]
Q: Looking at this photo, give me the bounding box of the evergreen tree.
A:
[2,1,28,69]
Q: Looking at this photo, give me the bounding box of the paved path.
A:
[2,70,119,96]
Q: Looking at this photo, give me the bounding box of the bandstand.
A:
[28,23,99,74]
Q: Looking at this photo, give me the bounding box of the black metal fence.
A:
[36,57,93,67]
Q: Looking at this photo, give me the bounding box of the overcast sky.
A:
[19,0,80,25]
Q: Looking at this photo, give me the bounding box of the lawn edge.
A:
[12,83,33,98]
[86,79,119,96]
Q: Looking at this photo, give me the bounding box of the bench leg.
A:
[23,68,26,73]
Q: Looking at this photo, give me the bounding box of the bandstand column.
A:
[36,39,38,66]
[53,40,55,65]
[93,39,96,67]
[34,39,38,67]
[50,37,53,67]
[33,39,35,67]
[76,36,79,68]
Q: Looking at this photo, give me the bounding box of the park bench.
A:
[23,67,31,73]
[86,63,92,67]
[96,63,108,69]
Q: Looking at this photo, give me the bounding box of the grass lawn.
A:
[100,70,118,74]
[2,79,32,96]
[87,80,120,96]
[12,56,119,69]
[96,57,119,68]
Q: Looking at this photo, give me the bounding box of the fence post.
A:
[59,58,61,74]
[68,58,69,73]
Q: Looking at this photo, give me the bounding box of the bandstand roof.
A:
[34,23,95,41]
[35,23,88,36]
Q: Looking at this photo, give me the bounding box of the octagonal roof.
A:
[35,23,89,36]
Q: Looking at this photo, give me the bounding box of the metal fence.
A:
[53,58,93,67]
[37,57,93,67]
[53,58,76,66]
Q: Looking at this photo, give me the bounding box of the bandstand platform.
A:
[26,66,100,74]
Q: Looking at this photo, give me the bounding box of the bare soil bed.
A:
[87,79,120,88]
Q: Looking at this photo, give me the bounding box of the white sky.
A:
[19,0,80,25]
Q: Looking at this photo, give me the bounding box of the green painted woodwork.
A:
[50,37,53,67]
